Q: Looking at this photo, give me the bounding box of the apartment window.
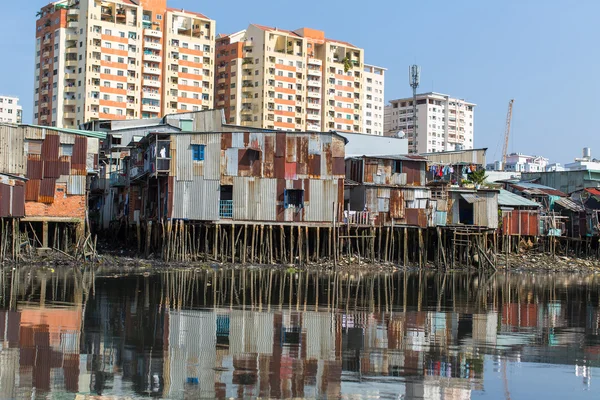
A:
[287,72,293,78]
[117,70,124,76]
[103,94,110,100]
[116,96,123,102]
[102,107,109,113]
[105,42,112,49]
[182,67,188,73]
[104,55,111,62]
[119,31,125,38]
[277,71,283,76]
[194,57,200,63]
[103,68,111,74]
[117,109,123,116]
[118,44,125,51]
[104,81,110,87]
[192,144,205,161]
[181,104,187,110]
[182,55,188,61]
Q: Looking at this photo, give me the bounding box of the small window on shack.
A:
[284,189,304,209]
[61,144,74,157]
[393,160,402,174]
[179,119,193,132]
[192,144,205,161]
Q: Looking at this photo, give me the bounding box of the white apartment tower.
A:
[0,96,23,123]
[362,64,385,135]
[385,92,475,153]
[33,0,215,128]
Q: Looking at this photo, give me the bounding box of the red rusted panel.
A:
[0,184,10,217]
[59,156,71,175]
[303,179,310,202]
[308,154,321,177]
[243,132,250,147]
[44,160,63,178]
[297,136,308,166]
[390,189,405,219]
[404,161,424,185]
[41,134,60,161]
[221,133,232,150]
[275,133,286,158]
[167,176,174,218]
[285,162,297,180]
[39,178,56,204]
[323,142,332,176]
[25,180,40,201]
[364,161,378,183]
[72,136,87,165]
[503,210,539,236]
[264,135,275,164]
[70,165,86,175]
[293,208,303,222]
[276,205,285,222]
[274,157,285,179]
[27,155,43,180]
[277,179,285,202]
[338,178,344,206]
[292,179,303,190]
[264,162,274,178]
[93,154,98,170]
[405,208,427,227]
[12,184,24,217]
[332,157,345,176]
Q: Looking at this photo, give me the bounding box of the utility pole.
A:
[409,65,421,153]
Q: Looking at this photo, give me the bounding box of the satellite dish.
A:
[397,130,405,138]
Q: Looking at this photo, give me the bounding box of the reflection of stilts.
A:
[502,360,511,400]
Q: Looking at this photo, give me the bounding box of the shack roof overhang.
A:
[347,154,427,162]
[21,123,107,140]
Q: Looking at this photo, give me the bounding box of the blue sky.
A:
[3,0,598,164]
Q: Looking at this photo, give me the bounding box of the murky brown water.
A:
[0,267,599,399]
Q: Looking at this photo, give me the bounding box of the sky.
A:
[2,0,599,164]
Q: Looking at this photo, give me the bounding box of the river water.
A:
[0,267,599,399]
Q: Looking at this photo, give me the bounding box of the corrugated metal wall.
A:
[67,175,86,195]
[176,134,193,182]
[171,178,220,220]
[0,125,26,176]
[233,177,277,221]
[305,179,337,222]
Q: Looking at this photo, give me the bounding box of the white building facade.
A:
[504,153,549,172]
[0,96,22,123]
[384,92,475,154]
[362,64,385,135]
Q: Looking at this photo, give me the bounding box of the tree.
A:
[342,55,353,73]
[468,169,488,186]
[36,11,42,18]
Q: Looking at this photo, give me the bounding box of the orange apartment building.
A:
[33,0,215,129]
[215,24,380,134]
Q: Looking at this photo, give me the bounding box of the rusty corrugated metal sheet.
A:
[249,132,264,150]
[67,175,86,195]
[276,134,286,158]
[0,184,10,217]
[286,136,296,162]
[403,161,425,185]
[44,160,63,178]
[72,136,87,165]
[41,134,60,161]
[323,142,332,177]
[308,154,321,177]
[332,157,344,176]
[390,189,405,219]
[297,136,308,176]
[332,136,345,158]
[231,132,244,148]
[225,148,238,176]
[22,125,45,140]
[59,156,71,175]
[25,179,40,201]
[0,124,26,175]
[12,184,24,217]
[305,179,338,222]
[176,134,193,182]
[405,208,428,227]
[27,141,42,155]
[204,142,220,180]
[26,155,43,180]
[503,210,540,236]
[221,132,232,150]
[39,178,56,203]
[308,134,321,155]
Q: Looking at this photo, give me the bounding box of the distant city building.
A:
[384,92,475,154]
[215,24,377,133]
[362,64,386,135]
[0,95,22,123]
[546,163,565,172]
[487,153,549,173]
[564,147,600,171]
[33,0,216,128]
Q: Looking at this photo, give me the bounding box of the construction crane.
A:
[501,99,514,169]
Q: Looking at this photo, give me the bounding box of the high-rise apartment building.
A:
[0,96,23,123]
[362,65,385,135]
[215,24,370,133]
[33,0,215,128]
[384,92,475,153]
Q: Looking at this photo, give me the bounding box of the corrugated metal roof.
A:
[510,182,566,197]
[555,197,585,212]
[498,189,541,208]
[460,193,485,204]
[584,187,600,196]
[19,124,107,139]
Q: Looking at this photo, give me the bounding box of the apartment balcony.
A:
[143,66,161,75]
[307,102,320,110]
[241,107,253,114]
[217,87,225,95]
[64,112,76,119]
[41,102,49,109]
[67,8,79,16]
[242,74,253,81]
[307,58,322,66]
[41,88,49,96]
[64,85,76,93]
[65,73,76,80]
[89,111,99,119]
[307,112,321,120]
[143,91,160,100]
[126,102,136,109]
[42,51,50,58]
[42,63,50,71]
[89,96,100,105]
[241,97,253,104]
[143,79,161,88]
[65,60,78,67]
[307,69,321,77]
[307,124,320,131]
[143,41,162,51]
[90,30,101,39]
[67,21,78,29]
[127,75,137,84]
[64,99,76,106]
[307,91,321,99]
[217,65,226,73]
[40,115,49,121]
[217,77,226,84]
[144,29,163,38]
[110,171,128,187]
[42,76,49,83]
[143,53,161,63]
[66,47,77,54]
[142,103,160,113]
[307,80,321,87]
[43,38,50,46]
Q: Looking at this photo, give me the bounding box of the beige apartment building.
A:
[362,65,385,136]
[33,0,215,128]
[384,92,475,153]
[0,96,23,123]
[215,24,377,133]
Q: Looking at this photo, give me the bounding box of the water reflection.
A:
[0,267,599,399]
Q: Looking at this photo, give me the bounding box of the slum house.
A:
[127,129,347,263]
[344,155,430,227]
[0,123,27,259]
[570,188,600,236]
[83,110,271,232]
[497,189,541,237]
[521,169,600,195]
[420,148,487,186]
[3,124,104,251]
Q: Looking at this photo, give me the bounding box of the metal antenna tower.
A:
[409,65,421,153]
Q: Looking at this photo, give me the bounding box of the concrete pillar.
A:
[42,221,49,248]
